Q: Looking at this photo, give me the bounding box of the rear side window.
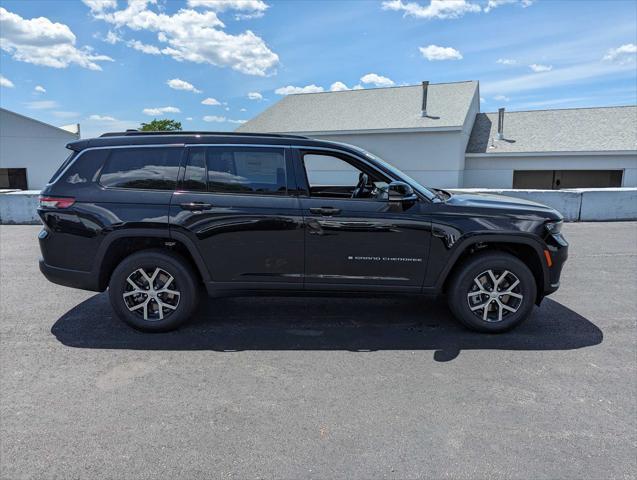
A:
[100,147,182,190]
[182,147,287,195]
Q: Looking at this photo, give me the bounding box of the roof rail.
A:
[99,130,309,139]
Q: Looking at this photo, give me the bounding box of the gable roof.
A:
[467,106,637,154]
[237,81,478,135]
[0,108,80,138]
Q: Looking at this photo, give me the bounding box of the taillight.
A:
[39,196,75,209]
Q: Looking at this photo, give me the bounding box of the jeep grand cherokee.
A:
[38,131,568,333]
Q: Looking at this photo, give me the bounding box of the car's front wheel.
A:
[447,251,537,333]
[108,249,200,332]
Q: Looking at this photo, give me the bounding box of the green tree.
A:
[139,119,182,131]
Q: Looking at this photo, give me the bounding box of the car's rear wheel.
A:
[447,251,537,333]
[108,249,200,332]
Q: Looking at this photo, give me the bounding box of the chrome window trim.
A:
[48,142,430,202]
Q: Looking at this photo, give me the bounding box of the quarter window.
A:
[100,147,182,190]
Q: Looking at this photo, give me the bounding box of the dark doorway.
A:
[513,169,623,189]
[0,168,28,189]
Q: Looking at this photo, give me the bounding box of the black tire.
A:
[447,251,537,333]
[108,249,200,332]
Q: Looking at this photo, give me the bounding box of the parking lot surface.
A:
[1,222,636,479]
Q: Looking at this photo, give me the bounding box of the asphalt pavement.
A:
[1,222,635,479]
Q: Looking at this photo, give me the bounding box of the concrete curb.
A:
[0,190,40,225]
[454,188,637,221]
[1,188,636,224]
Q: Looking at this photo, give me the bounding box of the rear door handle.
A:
[310,207,342,216]
[180,202,213,211]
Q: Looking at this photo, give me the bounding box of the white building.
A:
[0,108,80,190]
[237,81,637,189]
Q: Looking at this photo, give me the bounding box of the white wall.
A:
[0,109,78,190]
[311,130,467,188]
[464,153,637,188]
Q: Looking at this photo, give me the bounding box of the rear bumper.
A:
[39,258,101,292]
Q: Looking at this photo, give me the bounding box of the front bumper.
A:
[543,232,568,296]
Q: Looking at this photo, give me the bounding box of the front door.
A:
[297,150,431,291]
[169,145,304,289]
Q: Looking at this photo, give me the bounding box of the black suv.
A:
[38,131,568,333]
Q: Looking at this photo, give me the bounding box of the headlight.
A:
[545,220,563,234]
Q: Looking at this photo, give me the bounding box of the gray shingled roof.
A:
[467,106,637,154]
[237,81,478,134]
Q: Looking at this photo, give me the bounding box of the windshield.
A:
[332,142,437,201]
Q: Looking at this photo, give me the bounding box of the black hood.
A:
[445,191,563,221]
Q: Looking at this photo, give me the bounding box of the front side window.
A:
[100,147,181,190]
[302,152,387,199]
[201,147,287,195]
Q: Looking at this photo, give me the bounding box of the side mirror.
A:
[387,181,417,203]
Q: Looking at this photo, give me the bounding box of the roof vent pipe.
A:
[421,81,429,117]
[496,107,505,140]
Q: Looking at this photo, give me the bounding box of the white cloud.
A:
[330,81,350,91]
[360,73,395,87]
[353,84,364,90]
[52,111,80,119]
[87,1,278,76]
[203,115,226,122]
[82,0,117,13]
[34,85,46,93]
[202,115,246,124]
[142,106,181,116]
[419,44,462,61]
[89,114,117,121]
[128,39,161,55]
[493,95,510,102]
[480,97,485,103]
[202,97,221,105]
[496,58,517,65]
[247,91,263,100]
[0,7,113,70]
[104,30,122,44]
[603,43,637,62]
[484,0,533,12]
[275,84,324,95]
[381,0,480,19]
[187,0,269,20]
[26,100,58,109]
[0,74,14,88]
[529,63,553,72]
[481,59,635,96]
[186,117,193,121]
[240,108,247,112]
[167,78,202,93]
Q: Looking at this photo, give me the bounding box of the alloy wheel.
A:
[467,269,524,322]
[123,267,181,321]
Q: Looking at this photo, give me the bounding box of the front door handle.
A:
[180,202,213,211]
[310,207,342,216]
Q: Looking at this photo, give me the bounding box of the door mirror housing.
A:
[387,181,417,203]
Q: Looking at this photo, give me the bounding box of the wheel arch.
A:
[437,234,548,304]
[94,228,211,291]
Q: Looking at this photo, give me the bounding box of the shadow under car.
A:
[51,294,603,362]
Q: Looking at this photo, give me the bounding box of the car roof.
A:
[66,131,349,152]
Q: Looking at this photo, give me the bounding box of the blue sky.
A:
[0,0,635,138]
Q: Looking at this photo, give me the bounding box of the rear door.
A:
[169,145,304,289]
